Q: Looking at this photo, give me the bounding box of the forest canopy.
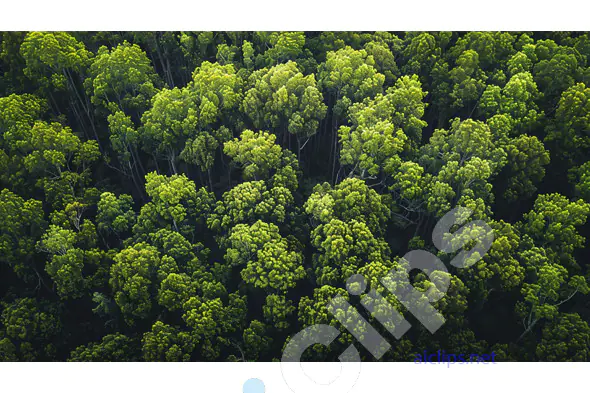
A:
[1,31,590,361]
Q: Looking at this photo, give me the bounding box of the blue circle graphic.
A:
[243,378,265,393]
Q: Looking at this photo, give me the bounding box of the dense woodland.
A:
[1,31,590,361]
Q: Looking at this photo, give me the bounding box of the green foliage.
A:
[318,46,385,119]
[109,242,177,324]
[189,61,243,126]
[545,82,590,166]
[257,32,306,65]
[0,93,46,137]
[0,297,61,360]
[0,189,46,280]
[134,172,214,241]
[140,86,198,168]
[242,61,326,138]
[243,320,272,360]
[208,180,296,234]
[570,161,590,202]
[536,313,590,361]
[142,321,196,361]
[224,220,305,292]
[479,71,543,134]
[419,118,506,217]
[521,193,590,266]
[97,192,136,235]
[224,130,283,180]
[501,135,550,201]
[21,32,92,91]
[69,333,138,361]
[1,31,590,362]
[107,110,139,165]
[85,41,160,115]
[310,218,390,286]
[305,178,391,235]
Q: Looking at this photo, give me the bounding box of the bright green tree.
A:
[242,61,326,152]
[109,242,177,325]
[85,41,160,117]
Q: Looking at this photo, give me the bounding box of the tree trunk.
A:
[152,154,161,174]
[168,151,178,175]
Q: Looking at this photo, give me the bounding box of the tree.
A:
[239,232,305,292]
[181,292,247,359]
[317,45,387,182]
[224,129,300,190]
[224,220,305,292]
[318,46,385,110]
[338,94,409,179]
[418,118,507,218]
[97,191,136,237]
[188,61,243,128]
[20,32,98,142]
[520,193,590,267]
[447,49,487,114]
[142,63,240,179]
[500,134,550,201]
[11,121,100,209]
[181,126,231,190]
[142,321,196,361]
[305,178,391,236]
[157,273,195,312]
[400,32,442,81]
[134,172,214,242]
[545,82,590,166]
[131,32,187,88]
[0,297,61,361]
[21,32,92,92]
[536,313,590,361]
[140,86,198,174]
[256,32,306,65]
[263,294,296,330]
[243,320,272,360]
[0,32,29,93]
[456,220,524,300]
[148,228,204,266]
[106,111,144,194]
[43,245,86,299]
[364,41,399,85]
[224,130,283,180]
[109,242,177,325]
[310,218,390,286]
[533,43,582,102]
[207,180,296,235]
[448,32,516,72]
[570,161,590,202]
[69,333,139,361]
[296,285,356,361]
[0,189,46,281]
[516,253,589,342]
[479,72,543,134]
[242,61,326,152]
[506,51,534,77]
[85,41,160,117]
[0,93,46,139]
